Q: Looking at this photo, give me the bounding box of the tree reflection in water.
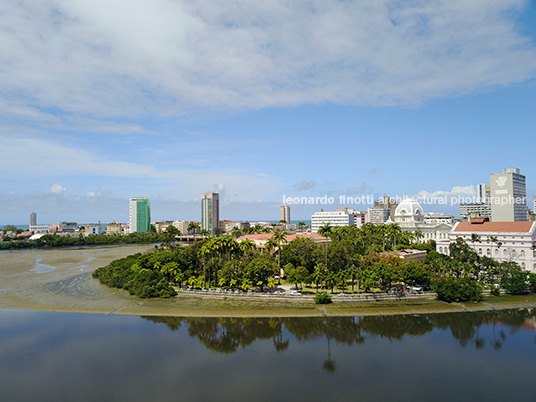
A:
[141,308,536,357]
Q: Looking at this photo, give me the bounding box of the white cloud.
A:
[50,183,66,194]
[0,0,535,124]
[415,185,476,199]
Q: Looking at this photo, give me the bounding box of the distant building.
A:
[349,209,367,228]
[311,208,355,234]
[106,221,122,235]
[280,205,290,224]
[30,212,37,227]
[29,224,49,234]
[386,198,452,243]
[424,213,454,225]
[437,221,536,272]
[459,203,491,220]
[129,197,151,233]
[84,223,102,236]
[155,221,174,233]
[55,222,77,233]
[201,193,219,235]
[490,168,527,221]
[367,207,390,224]
[237,233,325,252]
[384,249,427,264]
[219,220,250,233]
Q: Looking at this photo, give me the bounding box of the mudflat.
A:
[1,245,536,317]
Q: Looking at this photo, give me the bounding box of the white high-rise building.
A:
[201,193,219,234]
[490,168,527,221]
[311,208,355,234]
[280,205,290,224]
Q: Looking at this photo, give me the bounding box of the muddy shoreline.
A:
[1,244,535,317]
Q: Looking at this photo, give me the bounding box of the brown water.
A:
[0,244,158,313]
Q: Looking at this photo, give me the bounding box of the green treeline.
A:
[92,223,536,301]
[0,232,165,250]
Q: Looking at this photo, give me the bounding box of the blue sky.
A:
[1,0,536,225]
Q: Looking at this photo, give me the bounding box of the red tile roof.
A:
[238,233,324,242]
[453,221,535,233]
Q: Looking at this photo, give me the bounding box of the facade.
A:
[84,224,102,236]
[436,221,536,272]
[280,205,291,224]
[385,249,427,264]
[219,220,250,233]
[476,183,490,203]
[490,168,527,221]
[387,198,453,243]
[367,207,390,224]
[29,224,49,234]
[155,220,174,233]
[55,222,77,233]
[349,209,367,228]
[106,221,122,235]
[424,213,454,225]
[459,203,492,220]
[237,233,325,252]
[30,212,37,227]
[201,193,219,235]
[129,197,151,233]
[367,196,397,224]
[311,208,354,234]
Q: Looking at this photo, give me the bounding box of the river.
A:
[1,246,535,400]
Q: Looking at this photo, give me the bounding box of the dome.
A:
[394,198,424,222]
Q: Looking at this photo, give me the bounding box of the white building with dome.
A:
[386,198,452,243]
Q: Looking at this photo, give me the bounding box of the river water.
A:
[1,246,536,400]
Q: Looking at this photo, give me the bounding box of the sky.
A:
[1,0,536,225]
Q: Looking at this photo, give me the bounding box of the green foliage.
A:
[499,262,529,295]
[244,256,278,291]
[431,277,483,303]
[93,252,176,298]
[314,292,332,304]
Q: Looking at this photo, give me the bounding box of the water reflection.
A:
[142,309,536,356]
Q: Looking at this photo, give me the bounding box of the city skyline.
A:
[1,2,536,224]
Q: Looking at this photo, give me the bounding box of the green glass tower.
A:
[129,197,151,233]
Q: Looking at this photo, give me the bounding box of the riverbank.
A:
[1,244,536,317]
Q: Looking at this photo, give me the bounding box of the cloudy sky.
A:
[1,0,536,225]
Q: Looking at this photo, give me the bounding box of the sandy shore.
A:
[1,244,536,317]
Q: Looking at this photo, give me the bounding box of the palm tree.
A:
[471,233,481,250]
[318,223,333,270]
[188,221,200,242]
[239,238,255,253]
[272,230,288,270]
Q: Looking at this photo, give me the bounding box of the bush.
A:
[431,277,483,303]
[314,292,332,304]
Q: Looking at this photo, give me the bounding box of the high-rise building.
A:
[490,168,527,222]
[476,183,490,203]
[280,205,290,223]
[311,208,355,234]
[30,212,37,226]
[201,193,219,234]
[129,197,151,233]
[368,195,398,223]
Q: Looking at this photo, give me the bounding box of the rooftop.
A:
[453,221,535,233]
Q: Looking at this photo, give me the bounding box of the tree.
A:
[244,256,279,292]
[272,230,288,270]
[188,221,200,242]
[499,261,528,294]
[318,223,333,271]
